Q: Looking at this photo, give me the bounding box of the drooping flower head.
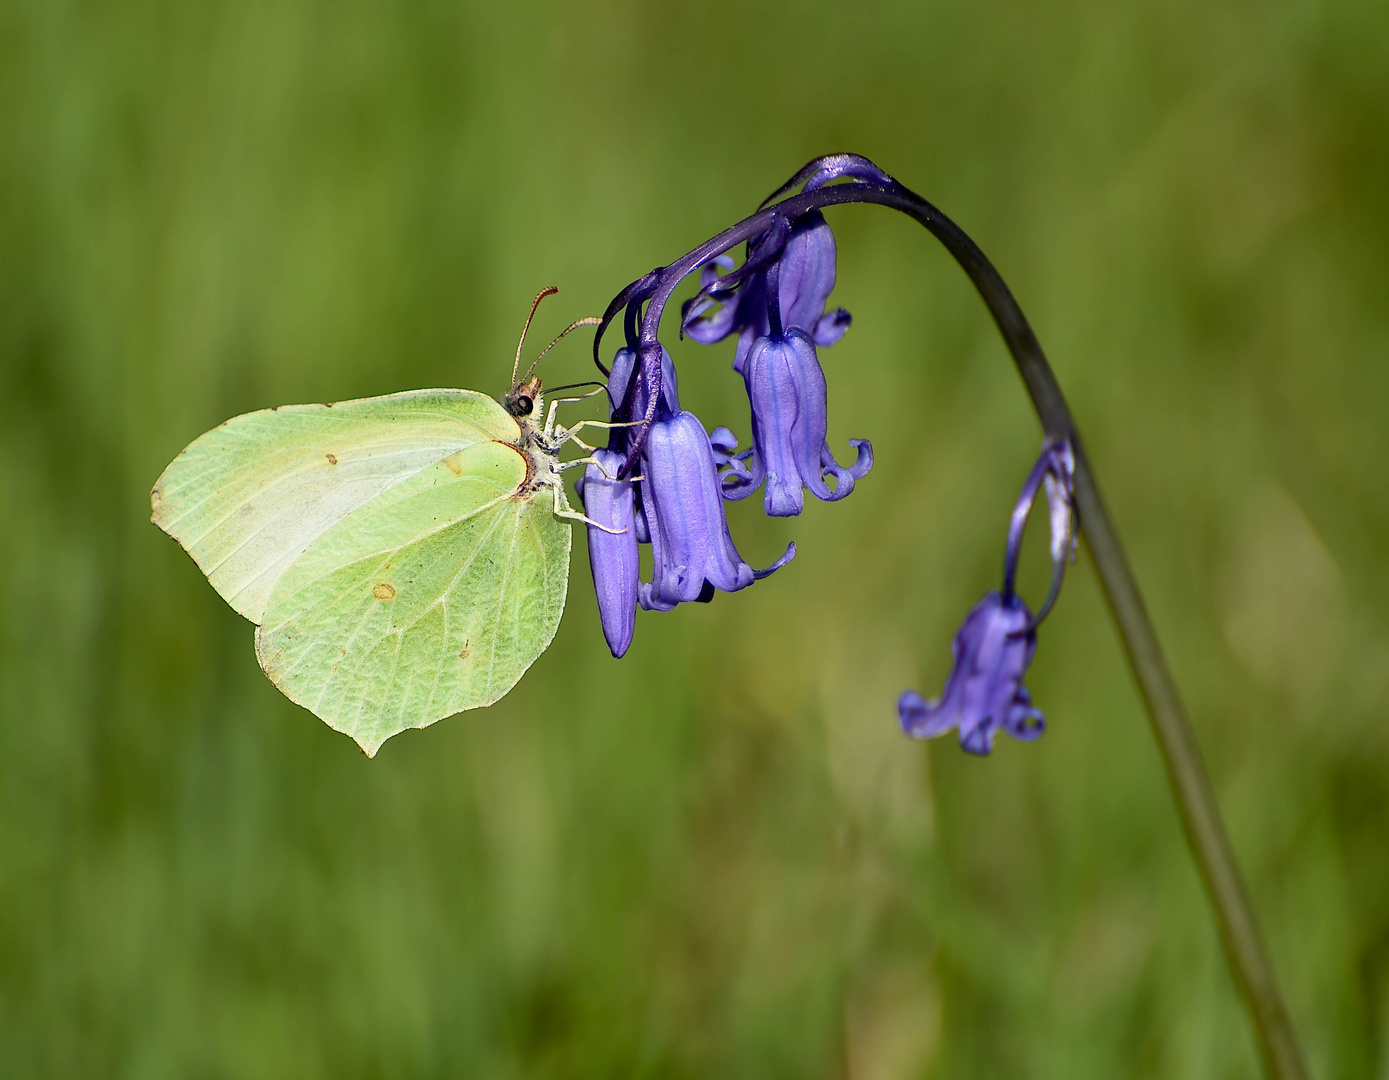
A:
[579,315,794,651]
[580,155,895,655]
[899,439,1076,754]
[681,208,874,516]
[898,593,1043,754]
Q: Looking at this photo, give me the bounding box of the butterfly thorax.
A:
[502,374,563,498]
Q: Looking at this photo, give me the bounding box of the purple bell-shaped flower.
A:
[898,593,1044,754]
[722,329,873,516]
[899,440,1076,754]
[576,448,639,658]
[639,410,795,611]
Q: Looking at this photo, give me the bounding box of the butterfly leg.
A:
[561,418,638,436]
[543,386,609,440]
[552,418,640,451]
[556,455,606,473]
[562,433,601,454]
[543,476,625,534]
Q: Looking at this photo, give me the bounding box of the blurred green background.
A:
[2,0,1387,1075]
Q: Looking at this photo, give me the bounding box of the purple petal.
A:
[744,335,809,517]
[685,297,738,345]
[709,426,762,499]
[1004,687,1046,741]
[898,688,957,739]
[777,213,839,337]
[732,324,762,376]
[608,346,680,426]
[751,541,797,580]
[683,258,739,343]
[817,439,874,502]
[638,411,762,611]
[708,426,741,461]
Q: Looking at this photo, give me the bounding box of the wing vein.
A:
[485,504,524,694]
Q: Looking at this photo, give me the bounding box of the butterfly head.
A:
[504,374,543,419]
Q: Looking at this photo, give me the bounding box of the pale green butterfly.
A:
[151,289,613,756]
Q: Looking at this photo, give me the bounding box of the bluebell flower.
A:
[720,329,874,516]
[603,344,681,543]
[576,345,679,653]
[639,409,795,611]
[682,211,873,516]
[685,211,852,374]
[576,449,639,658]
[899,439,1075,754]
[580,341,794,646]
[898,593,1043,754]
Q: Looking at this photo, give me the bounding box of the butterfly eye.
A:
[514,395,534,416]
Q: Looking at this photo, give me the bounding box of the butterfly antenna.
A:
[544,380,607,395]
[513,286,560,385]
[523,315,603,381]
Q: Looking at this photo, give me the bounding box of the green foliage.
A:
[1,0,1387,1076]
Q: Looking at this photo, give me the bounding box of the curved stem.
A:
[613,174,1308,1079]
[883,185,1309,1080]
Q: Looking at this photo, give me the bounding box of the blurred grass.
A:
[2,0,1387,1076]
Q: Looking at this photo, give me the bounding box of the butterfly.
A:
[151,288,607,756]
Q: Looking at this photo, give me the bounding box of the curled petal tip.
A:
[752,541,797,580]
[813,308,852,347]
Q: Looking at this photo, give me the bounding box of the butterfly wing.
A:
[152,389,571,754]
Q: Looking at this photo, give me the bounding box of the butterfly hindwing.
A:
[254,444,571,755]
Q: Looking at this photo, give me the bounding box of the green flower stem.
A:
[870,182,1309,1080]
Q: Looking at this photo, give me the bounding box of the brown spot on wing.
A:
[442,451,463,476]
[373,583,397,601]
[326,453,338,465]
